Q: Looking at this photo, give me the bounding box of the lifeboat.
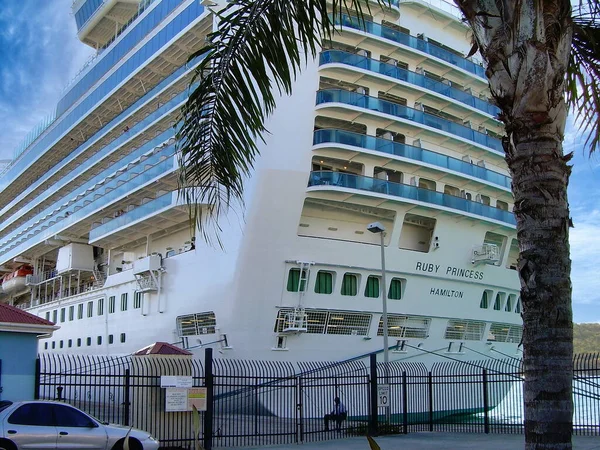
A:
[1,265,33,293]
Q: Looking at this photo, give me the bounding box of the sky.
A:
[0,1,599,322]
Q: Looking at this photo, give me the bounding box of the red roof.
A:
[134,342,192,356]
[0,303,54,326]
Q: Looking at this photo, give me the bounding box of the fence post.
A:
[123,369,130,427]
[428,371,433,432]
[204,348,214,450]
[34,358,40,400]
[369,353,378,436]
[482,369,490,434]
[402,371,408,434]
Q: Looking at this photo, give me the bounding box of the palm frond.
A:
[567,4,600,153]
[177,0,390,244]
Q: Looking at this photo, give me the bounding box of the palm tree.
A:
[177,0,600,447]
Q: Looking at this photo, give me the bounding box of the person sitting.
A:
[324,397,347,432]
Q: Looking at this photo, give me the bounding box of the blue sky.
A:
[0,1,599,322]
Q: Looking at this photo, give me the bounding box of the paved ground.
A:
[228,433,600,449]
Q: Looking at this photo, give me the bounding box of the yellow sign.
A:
[188,387,207,412]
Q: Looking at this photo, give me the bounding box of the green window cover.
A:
[479,291,488,309]
[388,278,403,300]
[315,271,333,294]
[493,294,502,310]
[341,273,358,296]
[287,268,307,292]
[365,276,380,298]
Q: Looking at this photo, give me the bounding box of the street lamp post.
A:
[367,222,389,367]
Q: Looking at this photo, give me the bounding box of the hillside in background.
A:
[574,323,600,355]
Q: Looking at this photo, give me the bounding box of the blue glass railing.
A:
[0,0,204,195]
[313,129,511,188]
[89,192,174,241]
[0,60,197,224]
[315,89,503,153]
[0,155,176,260]
[63,0,185,116]
[74,0,105,30]
[319,51,498,116]
[307,171,515,225]
[0,128,177,249]
[334,15,485,79]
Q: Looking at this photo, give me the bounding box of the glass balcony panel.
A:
[313,129,510,188]
[319,51,498,116]
[307,171,515,226]
[316,90,503,153]
[335,16,485,78]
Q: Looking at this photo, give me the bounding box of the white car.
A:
[0,401,160,450]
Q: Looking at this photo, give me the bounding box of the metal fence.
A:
[35,351,600,449]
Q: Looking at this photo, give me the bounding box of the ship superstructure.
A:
[0,0,522,366]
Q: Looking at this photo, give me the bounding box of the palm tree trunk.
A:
[506,135,573,450]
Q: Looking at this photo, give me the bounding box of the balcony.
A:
[307,171,516,227]
[334,15,485,79]
[316,89,503,153]
[319,50,499,117]
[89,191,191,249]
[313,129,510,189]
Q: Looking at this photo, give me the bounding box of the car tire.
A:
[112,438,143,450]
[0,439,17,450]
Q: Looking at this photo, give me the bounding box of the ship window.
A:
[69,306,74,321]
[444,320,485,341]
[378,91,408,106]
[121,293,128,311]
[86,337,91,346]
[177,312,217,337]
[108,296,115,314]
[488,323,523,343]
[108,335,114,344]
[506,239,519,270]
[52,310,57,323]
[364,276,380,298]
[275,336,287,349]
[44,342,48,350]
[399,213,436,253]
[287,268,307,292]
[341,273,358,296]
[315,271,334,294]
[97,336,102,345]
[68,339,72,348]
[482,231,506,266]
[77,338,81,347]
[478,194,491,205]
[134,292,142,309]
[52,342,56,349]
[480,290,491,309]
[59,308,65,323]
[493,292,505,310]
[496,200,509,210]
[378,315,430,338]
[505,294,516,312]
[45,312,50,321]
[97,298,104,315]
[515,297,522,314]
[77,304,83,320]
[388,278,405,300]
[87,301,93,318]
[418,178,436,191]
[120,333,126,343]
[59,340,63,349]
[444,184,460,197]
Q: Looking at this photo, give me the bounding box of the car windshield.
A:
[0,401,13,412]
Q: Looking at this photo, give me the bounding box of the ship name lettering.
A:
[445,266,484,280]
[430,288,464,298]
[415,262,440,273]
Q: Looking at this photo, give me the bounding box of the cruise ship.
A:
[0,0,522,365]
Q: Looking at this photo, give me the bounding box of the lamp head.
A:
[367,222,386,234]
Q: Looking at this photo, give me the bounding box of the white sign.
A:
[160,376,193,388]
[378,384,390,408]
[165,388,189,412]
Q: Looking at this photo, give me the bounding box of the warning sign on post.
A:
[165,388,189,412]
[188,387,207,411]
[377,384,390,408]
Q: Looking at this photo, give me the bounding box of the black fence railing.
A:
[35,351,600,449]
